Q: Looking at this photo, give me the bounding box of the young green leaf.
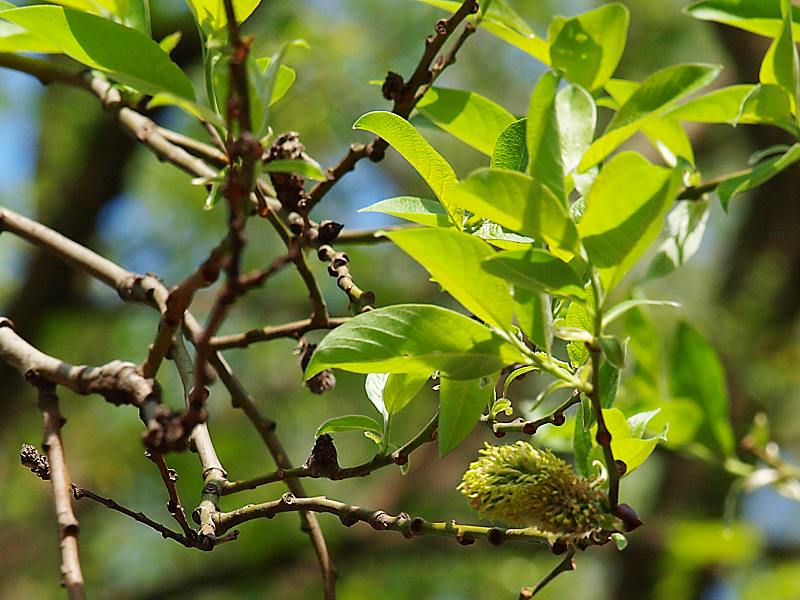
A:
[147,93,226,129]
[573,402,592,477]
[593,408,661,475]
[686,0,800,39]
[438,376,494,456]
[670,322,735,458]
[556,83,597,176]
[645,199,710,281]
[262,159,326,181]
[0,19,60,53]
[255,57,298,105]
[579,64,721,171]
[491,119,528,172]
[387,228,514,329]
[717,143,800,209]
[443,168,580,255]
[526,71,565,202]
[304,304,527,381]
[602,299,681,329]
[1,6,195,99]
[383,372,430,415]
[416,87,516,156]
[759,0,800,115]
[513,287,553,353]
[359,197,452,228]
[665,84,753,124]
[597,335,626,369]
[577,152,680,289]
[316,415,383,438]
[365,373,390,422]
[353,111,461,222]
[566,297,593,366]
[482,248,587,300]
[548,3,629,92]
[185,0,261,34]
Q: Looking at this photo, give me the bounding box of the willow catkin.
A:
[458,442,611,536]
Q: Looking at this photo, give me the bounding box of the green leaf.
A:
[599,360,620,408]
[598,335,626,369]
[387,228,514,329]
[513,287,552,353]
[354,111,460,222]
[645,199,710,280]
[158,31,182,56]
[612,532,628,550]
[316,415,383,438]
[413,0,550,63]
[305,304,527,381]
[548,3,629,92]
[443,168,580,255]
[255,57,298,105]
[1,6,195,99]
[665,84,753,124]
[578,152,680,289]
[595,408,660,475]
[759,0,800,114]
[147,93,226,129]
[573,403,593,477]
[416,87,516,156]
[566,297,593,366]
[359,196,451,228]
[383,372,429,415]
[491,119,528,171]
[526,71,565,202]
[556,83,597,176]
[255,40,306,135]
[736,84,796,132]
[602,299,681,328]
[0,18,61,53]
[664,520,762,567]
[670,322,735,457]
[262,159,326,181]
[579,64,721,171]
[686,0,800,39]
[438,376,493,456]
[482,248,587,300]
[365,373,390,422]
[717,143,800,209]
[469,220,534,250]
[185,0,261,33]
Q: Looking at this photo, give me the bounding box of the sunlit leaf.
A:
[359,196,452,228]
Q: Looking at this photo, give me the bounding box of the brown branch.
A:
[484,391,581,436]
[223,412,438,495]
[305,0,480,211]
[156,126,228,168]
[317,244,375,311]
[213,492,555,546]
[145,451,194,538]
[333,225,412,245]
[0,319,190,452]
[32,382,85,599]
[209,316,349,351]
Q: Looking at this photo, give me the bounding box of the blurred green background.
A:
[1,1,800,598]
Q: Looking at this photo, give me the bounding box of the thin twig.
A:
[33,382,85,599]
[209,316,349,350]
[528,548,576,597]
[145,451,194,538]
[485,391,581,436]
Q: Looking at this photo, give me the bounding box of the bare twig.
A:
[223,413,438,495]
[316,244,375,311]
[209,316,349,350]
[305,0,480,211]
[146,451,194,538]
[485,391,581,436]
[32,382,85,599]
[528,548,576,597]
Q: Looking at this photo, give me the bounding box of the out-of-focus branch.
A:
[31,383,85,599]
[305,0,480,211]
[484,392,581,436]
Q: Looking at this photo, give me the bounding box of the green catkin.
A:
[458,441,610,536]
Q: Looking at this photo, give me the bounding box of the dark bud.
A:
[306,370,336,395]
[20,443,50,480]
[487,528,504,546]
[331,252,349,270]
[494,430,507,439]
[435,19,448,35]
[612,503,643,532]
[550,538,569,555]
[595,430,612,446]
[368,145,385,162]
[266,132,307,211]
[359,290,376,308]
[318,220,344,244]
[381,71,405,101]
[522,422,537,436]
[393,454,408,466]
[456,532,475,546]
[317,244,334,262]
[615,460,628,476]
[470,1,480,14]
[409,517,425,536]
[552,412,566,426]
[299,342,316,373]
[303,434,340,478]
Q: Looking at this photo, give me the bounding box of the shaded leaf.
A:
[483,248,587,300]
[439,376,494,456]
